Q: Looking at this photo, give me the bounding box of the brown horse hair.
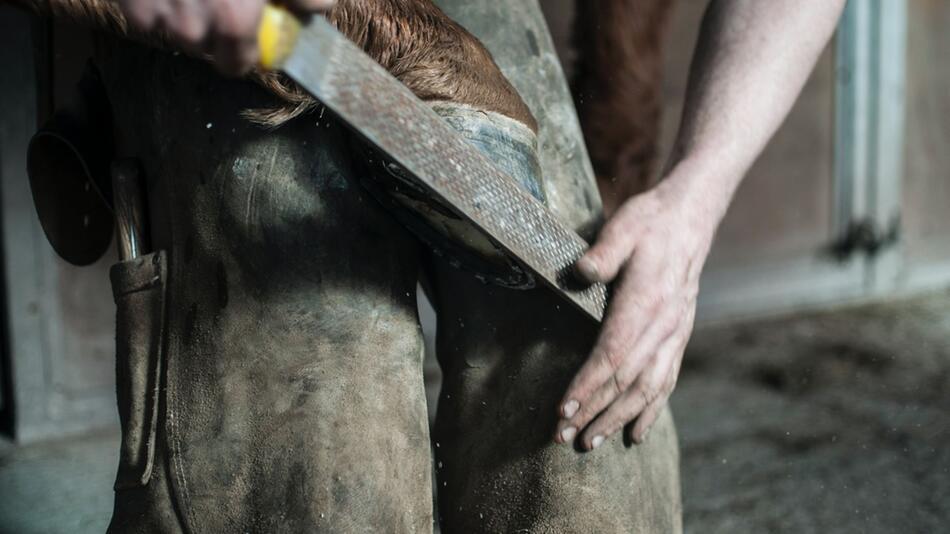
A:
[8,0,537,131]
[572,0,673,208]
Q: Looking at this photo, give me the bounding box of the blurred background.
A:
[0,0,948,532]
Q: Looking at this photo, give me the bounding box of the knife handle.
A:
[258,4,302,70]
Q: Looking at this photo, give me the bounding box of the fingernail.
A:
[562,400,579,418]
[591,435,605,449]
[559,426,577,443]
[576,257,599,281]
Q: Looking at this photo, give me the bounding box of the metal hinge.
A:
[830,216,900,261]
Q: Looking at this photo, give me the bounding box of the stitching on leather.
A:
[171,382,196,532]
[164,276,196,534]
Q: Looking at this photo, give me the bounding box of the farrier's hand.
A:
[114,0,335,75]
[555,167,719,450]
[549,0,844,451]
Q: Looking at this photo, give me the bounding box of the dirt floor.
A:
[1,292,948,533]
[672,291,950,533]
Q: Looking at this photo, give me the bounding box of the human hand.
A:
[555,168,721,450]
[115,0,335,75]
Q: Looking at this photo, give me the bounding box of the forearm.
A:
[666,0,846,225]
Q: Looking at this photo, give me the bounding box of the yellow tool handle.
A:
[258,4,302,70]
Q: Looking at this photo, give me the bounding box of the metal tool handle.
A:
[112,159,150,261]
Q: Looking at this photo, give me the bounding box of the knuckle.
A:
[635,288,666,310]
[575,402,600,425]
[638,383,661,404]
[597,344,624,372]
[669,367,680,389]
[596,230,633,263]
[658,314,679,334]
[125,4,158,29]
[176,23,207,45]
[674,333,691,354]
[614,371,634,392]
[636,388,651,406]
[214,22,245,41]
[598,250,624,276]
[598,218,626,243]
[635,293,662,313]
[686,284,700,301]
[613,404,638,428]
[591,414,624,441]
[616,197,647,220]
[177,12,210,42]
[608,373,624,397]
[665,363,682,395]
[662,378,676,396]
[582,249,606,271]
[602,420,623,438]
[213,2,259,38]
[128,14,154,30]
[600,230,626,254]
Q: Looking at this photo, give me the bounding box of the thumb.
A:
[576,216,637,284]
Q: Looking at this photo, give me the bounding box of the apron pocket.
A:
[110,250,168,490]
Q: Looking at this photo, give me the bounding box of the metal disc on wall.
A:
[27,127,114,266]
[26,62,114,266]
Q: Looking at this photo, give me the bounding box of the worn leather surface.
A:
[108,252,183,533]
[111,251,167,490]
[431,271,683,533]
[98,44,432,532]
[95,1,681,532]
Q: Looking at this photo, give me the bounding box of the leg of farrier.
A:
[428,1,682,531]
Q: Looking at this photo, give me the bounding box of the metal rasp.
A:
[259,8,608,322]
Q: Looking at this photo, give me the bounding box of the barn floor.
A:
[2,292,949,533]
[671,291,950,533]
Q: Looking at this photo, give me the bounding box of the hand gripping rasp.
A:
[258,6,608,322]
